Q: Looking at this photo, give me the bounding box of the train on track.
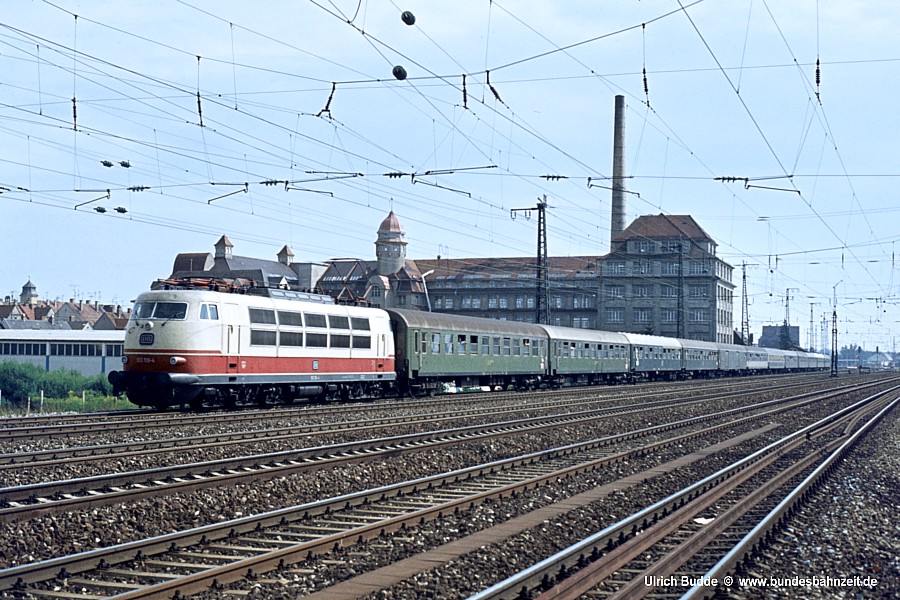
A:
[107,280,830,409]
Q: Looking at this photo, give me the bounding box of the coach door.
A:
[224,303,241,373]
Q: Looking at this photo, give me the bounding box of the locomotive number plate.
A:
[139,333,155,345]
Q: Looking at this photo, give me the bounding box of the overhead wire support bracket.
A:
[412,180,471,197]
[207,183,248,204]
[715,175,800,194]
[74,189,110,210]
[587,177,641,198]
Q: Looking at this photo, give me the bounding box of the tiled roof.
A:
[613,214,714,243]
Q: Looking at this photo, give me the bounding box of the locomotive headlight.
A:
[122,356,129,364]
[143,322,153,330]
[170,356,187,366]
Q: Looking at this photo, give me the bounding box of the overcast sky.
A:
[2,0,899,351]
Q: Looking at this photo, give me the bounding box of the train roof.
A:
[537,325,630,344]
[0,329,125,342]
[386,309,547,336]
[620,332,683,348]
[679,339,720,350]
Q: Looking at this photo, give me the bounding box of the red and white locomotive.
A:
[108,282,395,409]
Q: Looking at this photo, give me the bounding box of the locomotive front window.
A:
[200,303,219,320]
[134,301,187,320]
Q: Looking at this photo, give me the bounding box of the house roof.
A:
[613,214,715,244]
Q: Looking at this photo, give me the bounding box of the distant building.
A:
[758,324,801,349]
[164,235,326,290]
[0,280,130,330]
[316,212,427,309]
[597,214,735,342]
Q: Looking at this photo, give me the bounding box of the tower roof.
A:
[378,211,404,235]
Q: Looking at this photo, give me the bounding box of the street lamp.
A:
[420,269,434,312]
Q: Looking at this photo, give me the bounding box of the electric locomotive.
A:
[108,282,395,409]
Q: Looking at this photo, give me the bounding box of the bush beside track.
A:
[0,361,120,413]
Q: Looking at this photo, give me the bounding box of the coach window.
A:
[414,331,420,354]
[249,308,277,325]
[481,336,490,355]
[305,313,327,328]
[279,311,303,326]
[200,303,219,320]
[502,338,511,356]
[457,334,466,354]
[280,331,303,347]
[513,338,521,356]
[431,333,441,353]
[444,333,454,354]
[352,335,371,349]
[306,332,328,348]
[492,337,501,356]
[330,315,350,330]
[469,335,478,354]
[250,330,276,346]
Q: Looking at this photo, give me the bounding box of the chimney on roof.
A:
[610,94,626,248]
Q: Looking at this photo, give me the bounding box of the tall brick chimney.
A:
[610,94,626,247]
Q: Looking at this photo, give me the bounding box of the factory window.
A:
[662,240,682,253]
[607,261,626,275]
[661,309,678,323]
[605,307,624,324]
[633,285,651,298]
[604,285,625,299]
[329,315,350,329]
[249,308,277,325]
[306,333,328,347]
[472,297,482,309]
[499,297,509,309]
[633,260,652,275]
[488,296,499,309]
[516,296,526,309]
[331,334,351,348]
[106,344,123,357]
[661,262,680,276]
[351,317,370,331]
[352,335,371,349]
[661,286,679,299]
[689,309,708,322]
[444,297,453,309]
[688,285,708,298]
[634,308,651,323]
[278,311,303,326]
[280,332,304,347]
[250,330,277,346]
[305,313,327,328]
[200,303,219,320]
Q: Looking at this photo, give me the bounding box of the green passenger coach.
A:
[387,309,548,395]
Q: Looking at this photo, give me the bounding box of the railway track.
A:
[0,380,893,598]
[467,389,898,600]
[0,376,854,472]
[0,374,836,444]
[1,377,886,523]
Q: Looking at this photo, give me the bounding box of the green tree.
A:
[0,362,42,406]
